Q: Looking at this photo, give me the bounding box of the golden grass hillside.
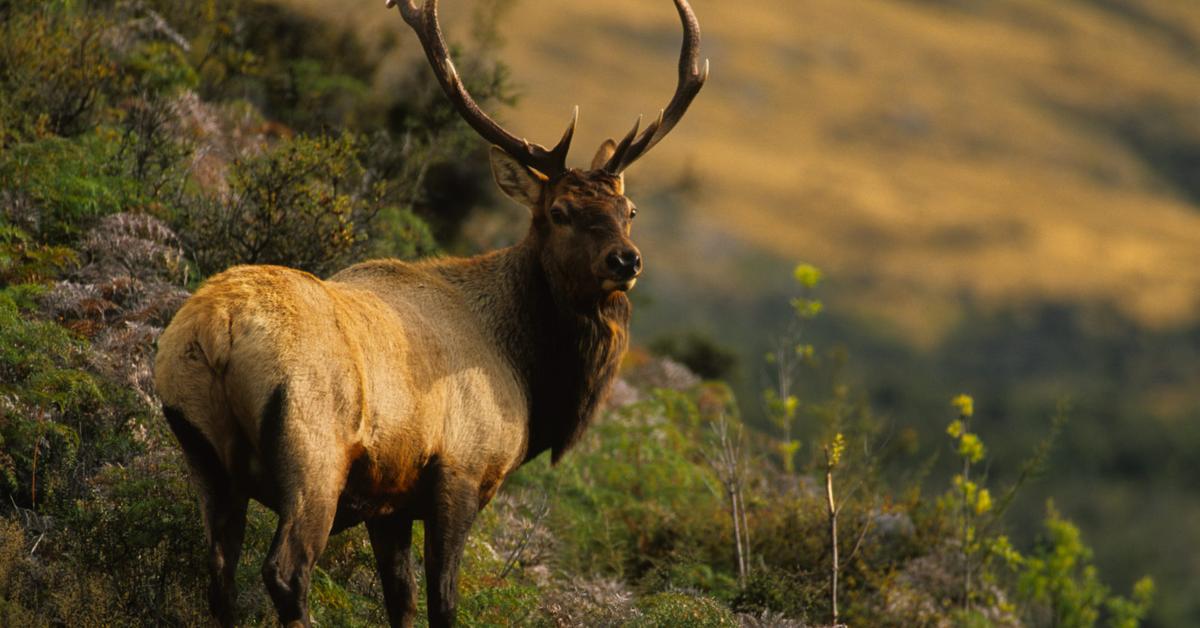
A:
[286,0,1200,347]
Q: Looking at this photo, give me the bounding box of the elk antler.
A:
[389,0,707,177]
[603,0,709,175]
[390,0,577,178]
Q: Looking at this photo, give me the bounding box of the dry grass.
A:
[288,0,1200,342]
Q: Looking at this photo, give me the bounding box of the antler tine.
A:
[605,0,709,174]
[548,105,579,166]
[611,115,643,165]
[392,0,575,177]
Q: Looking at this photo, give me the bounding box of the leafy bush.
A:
[0,225,76,285]
[1018,502,1154,628]
[0,1,117,142]
[176,133,387,276]
[58,455,209,625]
[0,133,147,244]
[632,591,738,627]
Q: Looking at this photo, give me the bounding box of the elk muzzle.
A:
[602,247,642,291]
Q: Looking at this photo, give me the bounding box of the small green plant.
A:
[1018,502,1154,628]
[946,393,988,615]
[703,412,751,585]
[763,263,823,474]
[823,431,847,627]
[0,133,147,244]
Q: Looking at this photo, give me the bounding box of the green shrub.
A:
[0,1,117,142]
[732,566,817,620]
[507,391,726,583]
[59,456,208,625]
[632,591,738,627]
[368,204,440,262]
[0,225,76,286]
[0,133,146,244]
[123,41,199,94]
[1018,502,1154,628]
[0,287,147,511]
[0,290,95,508]
[177,133,382,276]
[0,518,38,627]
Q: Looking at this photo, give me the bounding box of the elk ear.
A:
[591,139,617,170]
[491,146,547,209]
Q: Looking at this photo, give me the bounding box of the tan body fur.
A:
[156,253,540,526]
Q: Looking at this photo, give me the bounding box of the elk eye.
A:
[549,206,570,225]
[630,207,638,220]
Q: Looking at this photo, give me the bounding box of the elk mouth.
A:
[602,277,638,292]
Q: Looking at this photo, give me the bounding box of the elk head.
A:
[391,0,709,308]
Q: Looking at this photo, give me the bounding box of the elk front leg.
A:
[423,468,479,628]
[366,513,418,628]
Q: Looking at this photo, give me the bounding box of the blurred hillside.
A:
[300,0,1200,341]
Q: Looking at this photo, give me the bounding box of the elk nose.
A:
[607,249,642,280]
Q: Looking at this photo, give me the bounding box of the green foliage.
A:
[731,566,815,618]
[0,289,96,508]
[0,1,117,142]
[508,390,726,586]
[0,133,147,244]
[0,225,77,285]
[365,204,440,262]
[1018,502,1154,628]
[177,133,383,276]
[123,41,199,94]
[456,579,542,628]
[632,591,739,627]
[0,518,38,627]
[60,457,209,625]
[274,58,371,132]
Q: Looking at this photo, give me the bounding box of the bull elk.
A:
[153,0,707,625]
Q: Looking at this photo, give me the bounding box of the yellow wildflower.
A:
[959,433,986,463]
[975,488,993,515]
[827,432,846,467]
[784,395,798,419]
[952,394,974,418]
[793,263,823,288]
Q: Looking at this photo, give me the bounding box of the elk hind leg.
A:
[367,513,418,628]
[257,387,341,627]
[163,406,248,628]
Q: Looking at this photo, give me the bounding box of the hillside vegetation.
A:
[0,0,1188,626]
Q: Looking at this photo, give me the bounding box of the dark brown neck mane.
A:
[433,236,630,464]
